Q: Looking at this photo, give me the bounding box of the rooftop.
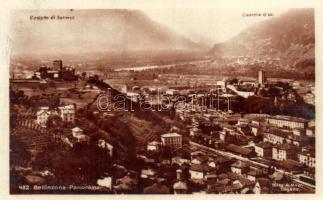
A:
[268,115,308,123]
[274,143,297,151]
[72,127,83,132]
[148,141,161,146]
[255,142,272,149]
[231,160,249,168]
[190,164,214,173]
[226,144,253,156]
[161,132,181,138]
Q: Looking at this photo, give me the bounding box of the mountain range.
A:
[11,9,206,57]
[11,8,315,72]
[210,8,315,71]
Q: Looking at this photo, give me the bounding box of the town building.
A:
[189,164,213,180]
[272,144,297,161]
[266,115,308,130]
[140,168,157,179]
[306,127,315,137]
[58,104,75,123]
[147,141,162,152]
[71,127,89,143]
[298,150,315,168]
[33,60,78,81]
[231,161,249,175]
[253,178,271,194]
[263,128,291,145]
[226,144,254,158]
[173,169,189,194]
[160,133,182,149]
[254,143,272,158]
[191,155,209,165]
[247,170,265,182]
[97,177,112,190]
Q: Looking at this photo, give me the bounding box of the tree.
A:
[10,136,31,166]
[46,115,63,128]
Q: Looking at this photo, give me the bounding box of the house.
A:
[272,144,298,161]
[263,128,291,145]
[191,155,209,165]
[306,127,315,136]
[140,168,157,179]
[206,173,218,186]
[114,175,138,193]
[254,142,272,158]
[172,169,189,194]
[226,144,254,157]
[98,139,114,157]
[189,127,201,136]
[250,121,265,136]
[161,132,182,149]
[213,157,234,173]
[207,159,217,168]
[236,124,251,135]
[189,164,213,180]
[72,126,83,137]
[173,181,188,194]
[298,150,315,168]
[292,128,305,136]
[165,89,179,96]
[71,127,89,143]
[247,170,265,182]
[36,107,51,127]
[219,131,237,144]
[231,161,249,175]
[58,104,75,123]
[97,177,112,190]
[232,178,254,192]
[266,115,308,130]
[253,178,271,194]
[171,156,190,166]
[190,150,205,160]
[285,135,308,147]
[147,141,162,152]
[275,159,302,173]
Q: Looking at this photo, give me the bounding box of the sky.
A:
[144,8,288,44]
[9,8,288,56]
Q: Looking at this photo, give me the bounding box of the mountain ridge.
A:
[11,9,207,57]
[209,8,315,71]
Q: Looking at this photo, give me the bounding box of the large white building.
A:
[36,104,75,127]
[298,150,315,168]
[58,104,75,123]
[161,133,182,149]
[272,144,297,161]
[266,115,308,130]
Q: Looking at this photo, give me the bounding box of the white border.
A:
[0,0,322,200]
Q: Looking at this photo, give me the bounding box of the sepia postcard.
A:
[1,0,323,198]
